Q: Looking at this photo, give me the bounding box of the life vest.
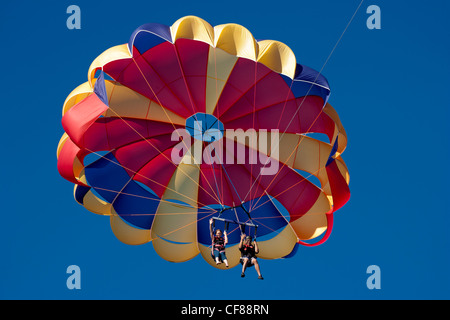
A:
[213,236,225,252]
[241,244,256,257]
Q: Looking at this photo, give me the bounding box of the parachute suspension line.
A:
[212,47,221,204]
[232,207,244,236]
[107,103,222,207]
[220,161,243,204]
[253,209,332,246]
[201,122,244,208]
[198,134,306,232]
[108,174,135,215]
[272,0,364,147]
[173,44,226,208]
[246,133,308,212]
[95,52,228,237]
[211,202,258,239]
[148,209,218,244]
[248,59,258,212]
[247,103,326,212]
[204,142,225,209]
[240,202,252,223]
[247,104,329,212]
[247,77,294,211]
[79,184,217,214]
[249,165,326,213]
[130,58,222,204]
[241,81,294,207]
[172,41,225,206]
[174,44,256,212]
[172,45,201,118]
[212,46,225,208]
[240,202,257,240]
[247,1,363,212]
[84,148,215,209]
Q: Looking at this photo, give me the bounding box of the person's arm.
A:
[209,218,214,241]
[239,234,245,249]
[224,231,228,246]
[254,240,259,254]
[209,220,214,254]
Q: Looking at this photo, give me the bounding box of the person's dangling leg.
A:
[214,250,221,264]
[241,257,248,277]
[252,258,263,279]
[220,251,229,268]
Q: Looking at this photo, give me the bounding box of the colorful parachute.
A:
[57,16,350,269]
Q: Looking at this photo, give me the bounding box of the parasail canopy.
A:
[57,16,350,269]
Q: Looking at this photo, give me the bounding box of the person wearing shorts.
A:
[209,218,229,267]
[239,234,263,279]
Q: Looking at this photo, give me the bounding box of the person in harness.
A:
[239,234,263,279]
[209,218,229,267]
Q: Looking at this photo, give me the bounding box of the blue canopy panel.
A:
[282,63,331,103]
[185,113,224,142]
[326,134,339,166]
[293,63,330,91]
[84,152,160,229]
[244,195,288,240]
[93,71,109,106]
[74,185,91,204]
[128,23,172,55]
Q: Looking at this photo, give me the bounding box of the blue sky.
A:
[0,0,449,299]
